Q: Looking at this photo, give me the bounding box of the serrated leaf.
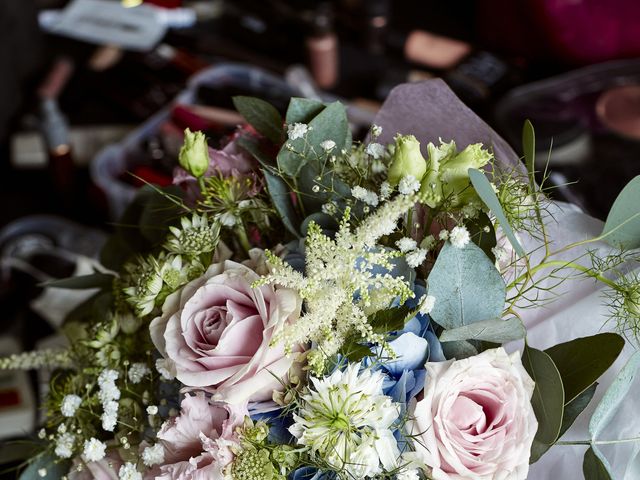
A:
[545,333,624,404]
[590,350,640,440]
[522,345,565,445]
[43,273,115,290]
[602,175,640,250]
[523,120,536,191]
[340,339,373,362]
[232,96,284,144]
[262,168,301,238]
[583,446,614,480]
[369,305,415,334]
[427,242,506,330]
[468,168,525,257]
[439,317,525,343]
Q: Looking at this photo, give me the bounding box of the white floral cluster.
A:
[98,369,120,432]
[164,213,221,257]
[0,348,71,370]
[262,194,418,372]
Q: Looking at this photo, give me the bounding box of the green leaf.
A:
[232,96,284,144]
[285,97,325,124]
[467,211,497,262]
[63,290,114,326]
[300,213,338,237]
[522,120,536,191]
[583,446,614,480]
[19,453,70,480]
[441,340,478,360]
[602,175,640,250]
[43,273,115,290]
[468,168,525,257]
[138,185,183,245]
[340,339,373,362]
[369,305,415,334]
[439,317,525,343]
[530,383,598,464]
[237,135,276,169]
[427,242,506,330]
[522,345,565,445]
[590,350,640,440]
[545,333,624,404]
[262,168,301,238]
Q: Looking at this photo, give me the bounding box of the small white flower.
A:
[101,401,118,432]
[406,248,427,268]
[365,142,385,159]
[421,234,436,251]
[321,202,336,215]
[83,438,107,462]
[396,237,417,253]
[438,229,449,241]
[146,405,158,415]
[450,225,470,249]
[287,123,308,140]
[142,443,165,467]
[218,211,237,227]
[351,185,379,207]
[38,428,46,439]
[128,363,150,384]
[398,175,421,195]
[320,139,336,151]
[118,462,142,480]
[419,295,436,315]
[38,469,47,478]
[54,432,75,459]
[371,124,383,137]
[155,358,175,381]
[379,181,392,200]
[312,185,320,193]
[397,468,420,480]
[61,394,82,417]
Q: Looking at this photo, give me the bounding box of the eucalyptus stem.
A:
[507,259,618,291]
[556,435,640,446]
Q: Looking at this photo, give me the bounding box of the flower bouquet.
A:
[4,80,640,480]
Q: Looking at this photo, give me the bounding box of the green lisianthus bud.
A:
[179,128,209,178]
[387,134,427,186]
[419,140,456,208]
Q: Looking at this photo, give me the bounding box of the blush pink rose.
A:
[152,392,246,480]
[407,348,537,480]
[150,252,303,405]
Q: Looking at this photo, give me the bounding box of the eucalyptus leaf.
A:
[232,96,284,144]
[441,340,478,360]
[522,345,565,445]
[237,135,275,169]
[285,97,325,124]
[439,317,525,343]
[590,350,640,440]
[624,442,640,480]
[19,453,70,480]
[583,446,614,480]
[468,168,525,257]
[427,242,506,330]
[602,175,640,250]
[522,119,536,191]
[545,333,624,404]
[262,169,301,238]
[43,273,115,290]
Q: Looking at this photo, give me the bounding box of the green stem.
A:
[507,260,618,291]
[556,435,640,446]
[235,224,252,255]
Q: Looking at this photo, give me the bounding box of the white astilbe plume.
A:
[259,194,417,373]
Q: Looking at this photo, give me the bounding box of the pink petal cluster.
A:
[408,348,537,480]
[152,392,246,480]
[150,254,303,406]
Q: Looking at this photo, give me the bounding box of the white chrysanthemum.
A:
[128,363,150,384]
[419,295,436,315]
[320,139,336,151]
[83,438,107,462]
[398,175,421,195]
[365,142,385,159]
[396,237,417,253]
[55,432,75,459]
[60,394,82,417]
[379,181,392,200]
[142,443,165,467]
[406,249,427,268]
[450,225,470,248]
[118,462,142,480]
[290,364,400,478]
[102,400,118,432]
[351,185,379,207]
[287,122,308,140]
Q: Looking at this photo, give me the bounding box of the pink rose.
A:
[153,392,246,480]
[407,348,537,480]
[150,253,303,405]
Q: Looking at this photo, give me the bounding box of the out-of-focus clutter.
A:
[1,0,640,469]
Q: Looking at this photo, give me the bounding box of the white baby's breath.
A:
[320,139,336,151]
[118,462,142,480]
[351,185,379,207]
[60,394,82,417]
[419,295,436,315]
[365,142,385,159]
[398,175,421,195]
[142,443,165,467]
[450,225,470,249]
[287,123,308,140]
[128,363,150,384]
[396,237,417,253]
[54,432,75,459]
[406,248,427,268]
[83,438,107,462]
[379,181,392,200]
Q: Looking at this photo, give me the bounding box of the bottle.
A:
[306,2,339,90]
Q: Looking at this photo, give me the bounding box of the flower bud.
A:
[179,129,209,178]
[387,134,427,186]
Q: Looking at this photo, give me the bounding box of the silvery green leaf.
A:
[439,317,525,343]
[19,453,70,480]
[263,169,301,237]
[602,175,640,250]
[589,350,640,440]
[427,241,506,330]
[232,96,284,144]
[441,340,478,360]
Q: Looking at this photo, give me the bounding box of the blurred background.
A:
[0,0,640,469]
